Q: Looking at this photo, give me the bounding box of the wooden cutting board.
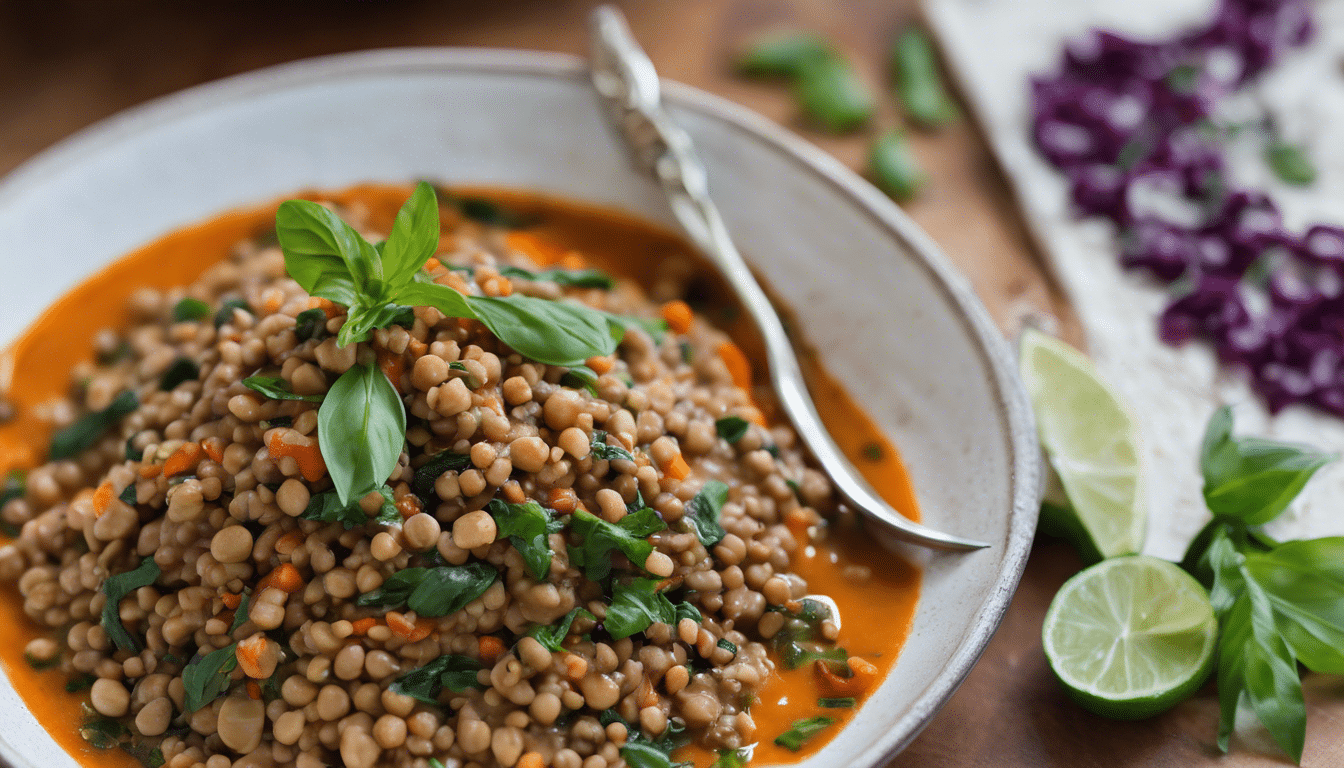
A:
[1,0,1339,765]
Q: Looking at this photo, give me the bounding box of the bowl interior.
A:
[0,49,1038,767]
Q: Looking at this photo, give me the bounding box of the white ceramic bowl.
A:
[0,49,1039,767]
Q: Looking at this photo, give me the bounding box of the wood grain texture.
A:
[0,1,1337,765]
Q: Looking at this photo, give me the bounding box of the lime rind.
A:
[1042,556,1218,720]
[1019,329,1147,558]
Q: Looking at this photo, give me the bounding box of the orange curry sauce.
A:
[0,185,919,767]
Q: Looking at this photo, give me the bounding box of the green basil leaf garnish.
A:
[605,577,677,640]
[411,450,471,507]
[213,298,251,329]
[819,697,856,708]
[487,499,564,580]
[118,484,136,506]
[794,55,874,133]
[683,480,729,548]
[774,716,835,751]
[560,366,600,397]
[715,416,750,443]
[158,357,199,391]
[890,26,958,129]
[569,508,666,582]
[302,486,398,529]
[242,376,324,403]
[870,130,925,201]
[379,182,441,286]
[182,643,238,712]
[101,556,160,653]
[49,390,138,460]
[737,32,832,77]
[356,563,497,618]
[711,749,750,768]
[524,607,595,652]
[717,638,737,655]
[65,674,97,693]
[317,362,406,507]
[1201,406,1335,526]
[172,297,211,322]
[498,266,615,290]
[674,601,702,625]
[390,654,484,704]
[294,307,328,342]
[590,430,635,463]
[469,295,621,367]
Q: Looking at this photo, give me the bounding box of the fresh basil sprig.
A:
[1199,406,1333,525]
[715,416,750,444]
[182,643,238,712]
[355,563,497,617]
[302,486,400,529]
[411,450,471,507]
[243,376,324,403]
[568,508,667,582]
[389,654,483,704]
[499,265,615,289]
[683,480,729,548]
[605,577,678,640]
[524,607,595,652]
[487,499,564,580]
[276,182,623,365]
[101,556,160,653]
[317,362,405,507]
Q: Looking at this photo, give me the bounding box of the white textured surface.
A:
[928,0,1344,559]
[0,50,1038,768]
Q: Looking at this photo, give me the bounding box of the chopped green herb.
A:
[49,390,138,460]
[717,638,738,655]
[890,26,958,129]
[258,416,292,430]
[590,430,635,463]
[25,651,59,670]
[1265,140,1316,186]
[390,654,484,704]
[488,499,565,580]
[213,298,251,328]
[302,486,399,529]
[411,450,471,507]
[774,715,835,751]
[228,589,253,633]
[125,434,144,462]
[182,643,238,711]
[499,265,616,289]
[738,32,832,77]
[447,361,481,389]
[293,307,328,342]
[870,131,925,201]
[674,601,703,625]
[711,749,750,768]
[605,577,678,640]
[80,716,129,749]
[819,696,856,708]
[158,357,200,391]
[243,375,324,403]
[785,478,803,502]
[428,760,447,768]
[861,442,884,461]
[621,720,692,768]
[569,508,666,582]
[356,562,498,617]
[65,673,97,692]
[683,480,729,548]
[795,54,875,133]
[715,416,750,444]
[101,556,161,653]
[525,607,596,652]
[458,196,529,228]
[172,297,211,322]
[680,341,694,364]
[560,365,600,397]
[119,484,137,506]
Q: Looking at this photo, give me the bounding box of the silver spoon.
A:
[587,7,989,551]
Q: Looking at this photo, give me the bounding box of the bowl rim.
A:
[0,47,1040,766]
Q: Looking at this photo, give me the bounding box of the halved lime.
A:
[1019,328,1146,559]
[1043,555,1217,720]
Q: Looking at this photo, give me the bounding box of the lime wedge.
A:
[1019,328,1146,558]
[1043,555,1217,720]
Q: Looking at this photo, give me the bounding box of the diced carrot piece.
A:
[264,293,284,314]
[717,342,752,390]
[407,617,434,643]
[220,592,242,610]
[585,355,614,375]
[784,508,813,542]
[661,300,694,335]
[517,752,546,768]
[479,635,507,666]
[350,618,378,636]
[265,430,327,483]
[561,653,587,681]
[257,562,304,594]
[92,481,114,517]
[502,482,526,504]
[495,277,513,297]
[163,442,203,478]
[814,655,880,696]
[377,349,405,393]
[307,296,339,319]
[661,453,690,481]
[548,487,578,514]
[246,680,262,700]
[236,635,267,678]
[386,611,416,638]
[395,495,422,520]
[202,437,226,464]
[505,232,567,266]
[559,253,587,270]
[139,464,162,479]
[406,337,428,358]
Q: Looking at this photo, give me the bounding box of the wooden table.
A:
[1,1,1340,765]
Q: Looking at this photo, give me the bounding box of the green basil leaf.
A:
[381,182,441,288]
[182,643,239,712]
[487,499,564,580]
[79,716,128,749]
[276,198,385,298]
[711,749,750,768]
[294,308,328,342]
[1,471,25,511]
[525,607,595,652]
[715,416,750,444]
[1265,141,1315,186]
[407,562,498,617]
[774,716,835,751]
[411,450,471,507]
[390,654,484,704]
[469,295,621,367]
[457,197,528,229]
[243,376,324,403]
[337,301,414,348]
[591,431,635,463]
[228,589,253,634]
[213,298,251,329]
[498,266,616,290]
[119,484,136,506]
[818,697,856,708]
[318,363,406,506]
[598,310,668,344]
[560,366,600,397]
[302,487,397,530]
[158,357,199,391]
[1243,538,1344,675]
[1209,533,1306,761]
[65,673,97,693]
[172,297,211,322]
[777,641,847,671]
[50,390,138,460]
[1201,406,1335,525]
[101,556,160,653]
[794,55,874,133]
[357,567,428,609]
[683,480,729,548]
[870,130,926,201]
[673,601,702,625]
[890,26,958,129]
[620,741,682,768]
[737,32,832,77]
[390,279,477,322]
[605,577,677,640]
[569,509,665,582]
